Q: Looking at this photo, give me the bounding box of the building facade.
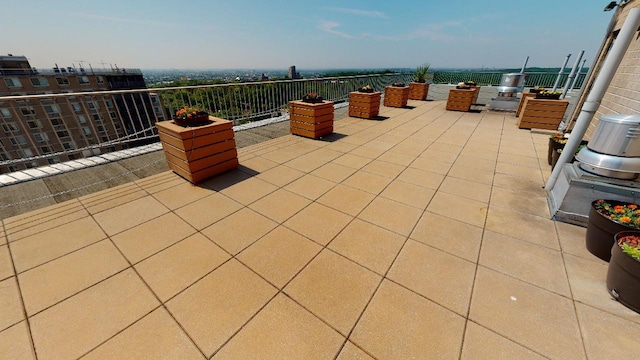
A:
[0,55,165,173]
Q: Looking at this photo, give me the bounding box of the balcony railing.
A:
[431,71,587,88]
[0,73,414,173]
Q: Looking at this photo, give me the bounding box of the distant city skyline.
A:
[5,0,613,71]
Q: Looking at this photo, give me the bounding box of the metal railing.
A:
[0,73,413,172]
[431,71,587,89]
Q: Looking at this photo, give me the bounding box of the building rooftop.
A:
[1,98,638,359]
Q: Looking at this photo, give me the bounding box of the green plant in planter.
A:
[302,92,324,103]
[620,239,640,261]
[593,199,640,228]
[391,81,405,87]
[413,63,430,83]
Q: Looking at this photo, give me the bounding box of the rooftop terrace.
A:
[1,97,639,359]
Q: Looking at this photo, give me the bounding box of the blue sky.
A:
[5,0,613,70]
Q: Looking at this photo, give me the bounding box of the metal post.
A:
[520,56,529,73]
[552,54,571,91]
[570,59,587,91]
[545,7,640,191]
[561,50,584,98]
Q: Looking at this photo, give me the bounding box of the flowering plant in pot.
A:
[535,90,562,100]
[548,132,588,166]
[607,230,640,314]
[530,86,545,94]
[174,106,210,127]
[358,84,375,93]
[302,92,324,103]
[586,199,640,261]
[464,80,476,86]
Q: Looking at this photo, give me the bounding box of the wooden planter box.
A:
[349,91,381,119]
[516,93,537,117]
[383,86,409,108]
[156,117,238,184]
[408,82,429,100]
[518,98,569,130]
[446,88,475,112]
[289,100,334,139]
[469,86,480,104]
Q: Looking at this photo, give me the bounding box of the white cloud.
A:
[317,20,368,39]
[324,7,388,19]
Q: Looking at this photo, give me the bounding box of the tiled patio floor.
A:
[2,100,640,359]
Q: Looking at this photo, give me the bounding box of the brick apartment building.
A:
[0,55,165,173]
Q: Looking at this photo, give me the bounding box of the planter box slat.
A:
[289,100,335,139]
[408,82,429,100]
[383,86,409,108]
[518,98,569,130]
[349,92,381,119]
[516,93,537,117]
[446,89,475,112]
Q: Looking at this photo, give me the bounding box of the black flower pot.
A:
[586,200,639,262]
[607,231,640,314]
[535,94,561,100]
[173,112,210,127]
[548,138,565,165]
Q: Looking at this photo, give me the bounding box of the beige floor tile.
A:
[348,145,387,159]
[111,213,196,264]
[255,164,306,187]
[238,226,321,288]
[4,200,84,234]
[396,167,445,189]
[556,221,595,260]
[135,234,230,302]
[218,176,277,205]
[93,196,169,236]
[461,322,546,360]
[284,203,353,246]
[285,250,381,335]
[358,197,423,236]
[342,171,392,195]
[409,157,452,175]
[259,148,301,164]
[201,168,253,191]
[360,160,406,179]
[453,154,497,172]
[420,148,460,163]
[19,240,129,315]
[336,341,375,360]
[564,253,640,324]
[495,162,543,183]
[214,293,344,359]
[248,189,311,223]
[331,153,372,169]
[410,211,482,262]
[485,207,560,250]
[167,259,276,356]
[323,141,359,154]
[0,277,23,331]
[469,267,585,360]
[479,231,570,296]
[6,207,89,243]
[317,184,375,216]
[285,153,331,173]
[201,208,277,255]
[447,163,494,185]
[429,142,463,154]
[29,269,159,360]
[380,179,435,210]
[152,182,214,210]
[351,280,465,360]
[175,193,243,230]
[489,186,549,217]
[0,245,13,280]
[492,172,546,195]
[82,308,204,360]
[237,156,279,173]
[328,219,406,275]
[497,153,542,168]
[135,171,184,194]
[0,322,35,360]
[284,174,336,200]
[499,145,538,158]
[377,151,415,166]
[9,216,106,274]
[439,176,491,203]
[577,302,640,359]
[80,184,148,215]
[459,147,499,161]
[388,240,476,315]
[312,162,358,183]
[427,192,488,228]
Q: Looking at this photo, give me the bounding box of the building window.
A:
[22,148,34,157]
[96,76,104,84]
[34,133,49,142]
[30,77,49,87]
[27,120,41,129]
[47,157,60,164]
[87,101,97,110]
[62,142,75,150]
[67,154,76,160]
[96,125,105,132]
[71,103,82,112]
[4,78,22,87]
[1,122,19,132]
[109,111,117,120]
[0,153,10,161]
[83,127,92,135]
[56,77,70,86]
[40,146,51,153]
[105,99,113,108]
[20,106,36,116]
[77,115,87,124]
[44,105,59,114]
[10,136,27,146]
[92,114,101,121]
[114,122,121,130]
[77,76,90,85]
[56,130,70,138]
[0,108,12,118]
[50,118,64,126]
